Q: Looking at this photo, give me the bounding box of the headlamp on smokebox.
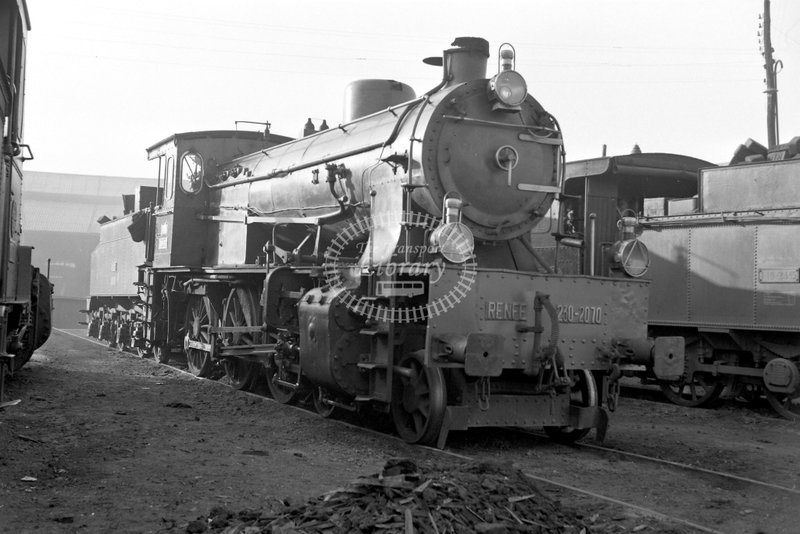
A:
[488,44,527,111]
[430,196,474,264]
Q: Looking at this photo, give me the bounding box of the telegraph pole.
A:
[760,0,781,148]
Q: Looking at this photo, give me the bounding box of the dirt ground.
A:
[1,331,407,533]
[1,330,798,533]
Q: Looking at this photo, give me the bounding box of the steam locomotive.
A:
[86,37,679,447]
[543,138,800,420]
[0,0,53,402]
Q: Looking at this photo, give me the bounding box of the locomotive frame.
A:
[87,37,678,446]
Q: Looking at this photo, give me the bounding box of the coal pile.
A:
[185,459,600,533]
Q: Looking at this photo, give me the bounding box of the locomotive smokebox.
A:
[424,36,490,87]
[343,79,416,122]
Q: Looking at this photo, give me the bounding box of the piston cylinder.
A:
[298,287,370,396]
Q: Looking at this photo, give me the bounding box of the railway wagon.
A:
[548,139,800,419]
[87,37,680,447]
[0,0,53,400]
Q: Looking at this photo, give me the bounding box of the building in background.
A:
[21,172,155,328]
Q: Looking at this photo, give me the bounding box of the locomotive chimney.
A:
[424,37,490,86]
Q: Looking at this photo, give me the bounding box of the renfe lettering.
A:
[485,301,527,321]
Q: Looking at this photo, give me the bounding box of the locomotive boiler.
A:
[549,139,800,420]
[0,0,53,402]
[88,37,678,446]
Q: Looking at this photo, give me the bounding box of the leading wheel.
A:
[659,372,725,407]
[153,344,170,364]
[266,352,299,404]
[184,296,216,377]
[221,288,262,390]
[544,369,598,443]
[390,352,446,445]
[765,390,800,421]
[224,358,260,390]
[312,387,336,418]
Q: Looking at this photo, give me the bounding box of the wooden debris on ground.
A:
[185,459,604,533]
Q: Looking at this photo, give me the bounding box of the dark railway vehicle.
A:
[86,185,161,351]
[87,37,680,447]
[0,0,53,400]
[549,139,800,420]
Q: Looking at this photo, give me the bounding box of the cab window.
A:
[180,151,203,194]
[165,156,175,200]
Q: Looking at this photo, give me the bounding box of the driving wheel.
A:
[221,288,262,390]
[184,296,216,377]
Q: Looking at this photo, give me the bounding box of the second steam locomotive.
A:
[86,38,678,446]
[540,138,800,420]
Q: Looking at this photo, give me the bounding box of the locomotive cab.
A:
[146,131,291,267]
[543,152,710,278]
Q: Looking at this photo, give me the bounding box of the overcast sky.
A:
[22,0,800,178]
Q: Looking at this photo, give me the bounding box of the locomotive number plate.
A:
[557,305,603,324]
[758,268,800,283]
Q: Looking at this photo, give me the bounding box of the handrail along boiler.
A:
[88,38,678,446]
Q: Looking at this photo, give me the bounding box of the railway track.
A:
[444,428,796,534]
[429,443,726,534]
[59,328,796,533]
[548,434,800,496]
